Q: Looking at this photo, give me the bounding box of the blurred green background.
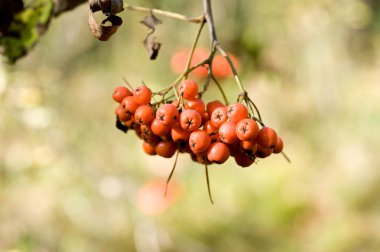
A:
[1,0,380,251]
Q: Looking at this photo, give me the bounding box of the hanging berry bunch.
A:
[103,0,289,203]
[113,80,285,165]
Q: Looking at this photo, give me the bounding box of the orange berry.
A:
[226,103,248,123]
[219,121,238,144]
[256,127,278,149]
[207,142,230,164]
[113,86,132,103]
[178,79,199,99]
[180,109,202,132]
[236,118,259,141]
[273,136,284,154]
[189,130,211,154]
[133,86,152,105]
[155,141,177,158]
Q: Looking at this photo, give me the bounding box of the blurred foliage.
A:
[0,0,53,63]
[1,0,380,251]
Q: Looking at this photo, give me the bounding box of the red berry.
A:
[236,118,259,141]
[256,127,278,149]
[171,126,191,142]
[189,130,211,154]
[134,105,155,125]
[210,106,228,128]
[206,100,224,116]
[185,98,205,115]
[156,104,179,126]
[234,150,255,167]
[180,109,202,132]
[273,136,284,154]
[151,119,172,136]
[156,141,177,158]
[240,140,257,153]
[143,141,157,155]
[121,96,139,116]
[219,121,238,144]
[207,142,230,164]
[133,86,152,105]
[178,79,199,99]
[226,103,249,123]
[113,86,132,103]
[256,144,273,158]
[115,105,131,122]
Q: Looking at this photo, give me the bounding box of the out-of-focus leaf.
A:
[143,34,161,60]
[141,14,162,60]
[0,0,53,63]
[140,14,163,31]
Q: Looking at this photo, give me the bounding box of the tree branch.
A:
[53,0,87,16]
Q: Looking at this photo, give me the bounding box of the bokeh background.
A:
[1,0,380,251]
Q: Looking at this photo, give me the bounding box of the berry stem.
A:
[211,75,229,105]
[205,164,214,204]
[281,151,291,163]
[215,44,245,93]
[184,18,206,79]
[164,150,180,196]
[124,4,204,24]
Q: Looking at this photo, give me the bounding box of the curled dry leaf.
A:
[88,11,122,41]
[140,14,163,31]
[141,14,163,60]
[143,34,161,60]
[89,0,123,16]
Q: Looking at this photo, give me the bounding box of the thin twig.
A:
[205,165,214,204]
[281,152,291,163]
[164,151,180,196]
[211,75,229,105]
[184,18,206,79]
[124,4,204,24]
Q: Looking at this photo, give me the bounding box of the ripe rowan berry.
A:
[115,105,131,122]
[143,141,157,155]
[226,103,249,123]
[185,98,205,115]
[256,127,278,149]
[273,136,284,154]
[234,150,255,167]
[133,86,152,105]
[206,100,224,116]
[210,106,228,128]
[134,105,155,125]
[156,141,177,158]
[180,109,202,132]
[207,142,230,164]
[121,96,139,116]
[171,126,191,142]
[236,118,259,141]
[256,144,273,158]
[219,121,238,144]
[196,153,212,165]
[151,119,172,136]
[113,86,132,103]
[189,130,211,154]
[178,79,199,99]
[240,140,257,153]
[156,104,179,126]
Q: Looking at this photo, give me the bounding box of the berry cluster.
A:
[113,79,284,168]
